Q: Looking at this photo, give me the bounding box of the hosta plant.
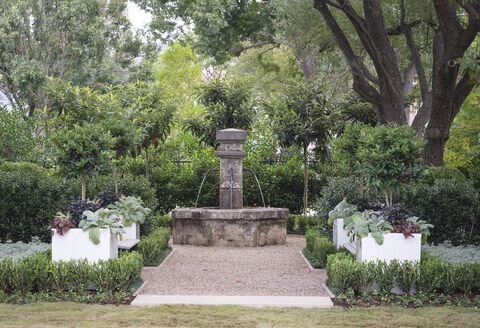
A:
[345,211,393,245]
[51,212,76,236]
[109,196,151,227]
[79,208,124,244]
[328,198,357,226]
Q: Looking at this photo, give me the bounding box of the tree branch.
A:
[314,0,380,102]
[451,64,479,122]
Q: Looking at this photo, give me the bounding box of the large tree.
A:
[0,0,142,116]
[313,0,480,165]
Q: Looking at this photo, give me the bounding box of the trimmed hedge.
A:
[141,214,172,236]
[137,228,170,266]
[401,180,480,245]
[304,229,336,268]
[287,215,324,235]
[0,163,69,242]
[0,251,143,295]
[326,252,480,296]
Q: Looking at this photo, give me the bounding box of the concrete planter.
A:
[123,222,140,240]
[356,233,421,263]
[332,218,350,250]
[52,228,118,263]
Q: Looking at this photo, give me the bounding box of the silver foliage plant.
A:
[79,208,124,245]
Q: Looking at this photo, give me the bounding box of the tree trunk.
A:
[303,142,309,216]
[113,165,119,195]
[144,147,150,180]
[80,175,87,201]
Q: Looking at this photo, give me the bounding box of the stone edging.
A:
[158,248,175,268]
[299,250,336,298]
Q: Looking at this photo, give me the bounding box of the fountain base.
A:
[172,207,288,247]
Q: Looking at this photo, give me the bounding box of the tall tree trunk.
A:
[144,147,150,180]
[303,142,309,216]
[80,175,87,201]
[113,165,119,195]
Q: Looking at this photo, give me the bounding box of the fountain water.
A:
[172,128,288,247]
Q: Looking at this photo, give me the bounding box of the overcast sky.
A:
[127,1,152,31]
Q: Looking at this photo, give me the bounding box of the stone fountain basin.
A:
[172,207,288,247]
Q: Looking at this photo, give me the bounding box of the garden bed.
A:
[0,241,50,260]
[422,243,480,263]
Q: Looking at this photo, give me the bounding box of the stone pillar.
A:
[216,129,247,209]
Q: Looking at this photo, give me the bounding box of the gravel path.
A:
[140,235,328,296]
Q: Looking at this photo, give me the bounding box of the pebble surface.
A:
[140,235,329,296]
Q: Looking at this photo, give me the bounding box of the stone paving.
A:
[139,235,329,297]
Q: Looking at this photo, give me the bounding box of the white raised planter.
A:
[52,228,118,263]
[356,233,421,263]
[123,222,140,240]
[333,219,350,250]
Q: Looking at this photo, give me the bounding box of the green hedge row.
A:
[0,162,157,242]
[304,229,336,268]
[0,252,143,294]
[327,252,480,296]
[137,228,170,266]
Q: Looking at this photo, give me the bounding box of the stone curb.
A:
[158,248,175,268]
[299,250,336,298]
[131,295,334,308]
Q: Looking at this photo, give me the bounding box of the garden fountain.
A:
[172,128,288,246]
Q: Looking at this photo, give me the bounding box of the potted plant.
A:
[344,209,432,263]
[51,208,124,263]
[108,196,151,240]
[328,198,357,249]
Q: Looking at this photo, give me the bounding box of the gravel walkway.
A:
[140,235,328,296]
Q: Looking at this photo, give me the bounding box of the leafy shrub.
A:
[305,229,317,253]
[0,162,69,242]
[311,236,336,268]
[314,177,366,218]
[0,251,143,294]
[90,252,143,292]
[137,228,170,266]
[326,252,480,296]
[141,214,172,236]
[401,180,480,245]
[326,252,359,294]
[288,215,318,234]
[67,199,101,226]
[97,191,120,208]
[67,174,158,210]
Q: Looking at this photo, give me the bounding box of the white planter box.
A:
[123,222,140,240]
[52,228,118,263]
[356,233,421,263]
[333,219,350,250]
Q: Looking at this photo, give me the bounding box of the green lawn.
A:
[0,303,478,328]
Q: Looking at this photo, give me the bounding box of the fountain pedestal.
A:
[172,128,288,247]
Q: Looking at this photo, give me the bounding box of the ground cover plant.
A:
[0,241,50,260]
[423,243,480,263]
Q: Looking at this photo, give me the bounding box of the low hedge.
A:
[326,252,480,296]
[0,251,143,295]
[304,229,336,268]
[137,228,170,266]
[141,214,172,236]
[287,215,325,235]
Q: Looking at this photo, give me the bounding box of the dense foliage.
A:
[137,228,171,266]
[0,163,69,242]
[0,251,142,296]
[327,252,480,298]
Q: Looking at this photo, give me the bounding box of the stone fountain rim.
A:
[172,207,289,221]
